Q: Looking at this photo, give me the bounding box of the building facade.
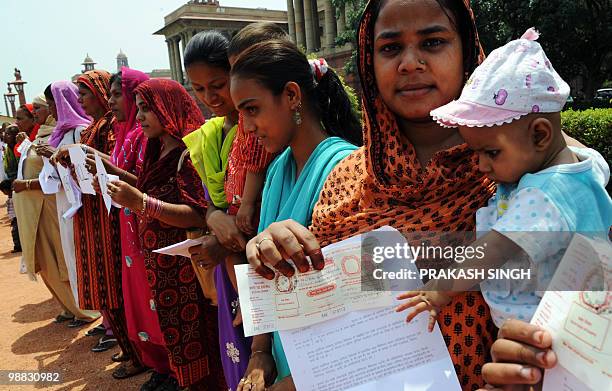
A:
[154,0,289,86]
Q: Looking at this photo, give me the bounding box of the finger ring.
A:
[256,237,274,251]
[420,294,433,307]
[239,378,246,384]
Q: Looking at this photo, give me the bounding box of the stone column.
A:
[324,0,336,49]
[294,0,306,49]
[337,3,346,36]
[303,0,315,52]
[286,0,297,43]
[181,32,186,52]
[173,37,184,84]
[167,39,177,81]
[312,0,321,50]
[172,37,179,81]
[181,32,192,84]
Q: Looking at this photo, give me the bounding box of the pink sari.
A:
[112,67,171,373]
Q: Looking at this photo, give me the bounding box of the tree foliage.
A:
[472,0,612,98]
[327,0,611,98]
[332,0,367,74]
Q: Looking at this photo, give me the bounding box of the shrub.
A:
[561,108,612,193]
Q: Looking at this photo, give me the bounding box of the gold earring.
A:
[293,103,303,125]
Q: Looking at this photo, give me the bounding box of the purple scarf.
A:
[48,81,91,147]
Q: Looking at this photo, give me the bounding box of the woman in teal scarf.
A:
[230,39,362,391]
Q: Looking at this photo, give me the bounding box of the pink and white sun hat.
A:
[431,28,570,128]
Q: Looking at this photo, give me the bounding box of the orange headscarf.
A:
[311,1,496,389]
[77,70,116,153]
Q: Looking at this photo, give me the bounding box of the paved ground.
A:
[0,193,147,390]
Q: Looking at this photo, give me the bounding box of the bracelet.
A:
[146,196,165,219]
[142,193,148,215]
[249,350,273,359]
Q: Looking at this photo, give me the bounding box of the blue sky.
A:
[0,0,286,115]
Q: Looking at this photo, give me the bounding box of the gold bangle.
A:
[142,193,148,215]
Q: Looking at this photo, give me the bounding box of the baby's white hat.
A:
[431,28,570,127]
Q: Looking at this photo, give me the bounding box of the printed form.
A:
[235,227,404,337]
[280,306,461,391]
[237,226,461,390]
[531,234,612,391]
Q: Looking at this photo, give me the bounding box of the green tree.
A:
[472,0,612,99]
[332,0,367,74]
[330,0,611,99]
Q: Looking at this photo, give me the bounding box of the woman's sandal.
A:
[67,319,88,328]
[85,324,106,337]
[54,314,74,323]
[112,363,148,380]
[91,335,118,352]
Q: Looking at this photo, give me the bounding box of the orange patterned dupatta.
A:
[311,1,497,389]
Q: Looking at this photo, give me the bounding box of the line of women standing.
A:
[12,2,576,389]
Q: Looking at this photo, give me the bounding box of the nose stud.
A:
[418,59,426,65]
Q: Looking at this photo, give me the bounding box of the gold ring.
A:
[420,294,432,307]
[256,237,274,251]
[257,237,273,246]
[257,237,274,246]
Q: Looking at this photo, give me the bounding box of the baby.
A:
[396,28,612,329]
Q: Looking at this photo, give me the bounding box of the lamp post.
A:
[9,68,27,107]
[5,84,17,117]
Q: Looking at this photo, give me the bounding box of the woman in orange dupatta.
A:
[244,1,497,390]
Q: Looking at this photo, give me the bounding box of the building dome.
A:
[82,53,97,72]
[82,53,95,65]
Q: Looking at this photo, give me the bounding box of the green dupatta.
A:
[183,116,237,208]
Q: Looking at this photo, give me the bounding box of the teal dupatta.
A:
[257,136,357,380]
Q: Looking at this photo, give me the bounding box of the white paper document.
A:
[235,227,407,337]
[153,237,206,258]
[56,163,82,219]
[106,174,123,209]
[280,305,461,391]
[16,139,33,180]
[94,153,112,214]
[531,234,612,391]
[68,146,95,195]
[38,157,61,194]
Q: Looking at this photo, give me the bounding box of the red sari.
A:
[110,67,172,372]
[134,79,225,389]
[72,70,137,362]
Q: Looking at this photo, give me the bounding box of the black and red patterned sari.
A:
[134,79,225,389]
